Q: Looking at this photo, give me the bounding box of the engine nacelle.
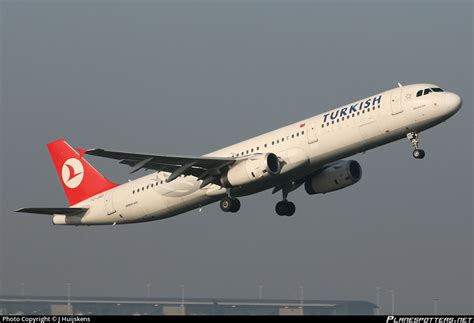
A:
[221,153,281,187]
[305,160,362,194]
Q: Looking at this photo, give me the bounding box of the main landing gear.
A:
[275,186,296,217]
[407,132,425,159]
[275,200,296,217]
[220,196,241,213]
[220,185,298,216]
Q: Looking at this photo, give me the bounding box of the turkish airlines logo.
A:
[61,158,84,189]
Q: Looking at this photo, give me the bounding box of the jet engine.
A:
[220,153,281,187]
[305,160,362,194]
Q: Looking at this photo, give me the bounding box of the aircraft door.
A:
[307,122,318,144]
[390,89,403,115]
[104,191,116,215]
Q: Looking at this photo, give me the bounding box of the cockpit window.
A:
[417,87,444,97]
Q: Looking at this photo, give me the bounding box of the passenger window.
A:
[264,144,267,148]
[416,90,423,97]
[276,140,279,143]
[321,124,324,128]
[257,147,259,151]
[302,131,304,135]
[251,148,254,152]
[246,150,249,154]
[296,133,299,136]
[132,190,135,194]
[423,88,432,95]
[281,138,284,142]
[292,134,294,138]
[272,141,274,145]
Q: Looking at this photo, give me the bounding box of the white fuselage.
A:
[53,83,461,225]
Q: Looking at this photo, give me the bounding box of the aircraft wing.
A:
[86,148,235,186]
[15,208,88,216]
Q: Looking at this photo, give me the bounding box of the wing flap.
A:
[15,208,88,216]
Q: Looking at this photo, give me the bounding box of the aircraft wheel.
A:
[276,200,295,216]
[276,201,287,216]
[220,197,240,213]
[220,197,233,212]
[230,198,241,213]
[285,201,296,217]
[413,149,425,159]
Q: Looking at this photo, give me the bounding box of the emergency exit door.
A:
[105,191,116,215]
[307,122,318,144]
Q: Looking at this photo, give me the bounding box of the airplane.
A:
[16,83,462,225]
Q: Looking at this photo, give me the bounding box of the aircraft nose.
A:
[444,92,462,115]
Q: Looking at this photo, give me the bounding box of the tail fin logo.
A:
[61,158,84,189]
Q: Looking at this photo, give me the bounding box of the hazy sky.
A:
[1,0,472,314]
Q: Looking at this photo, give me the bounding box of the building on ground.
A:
[0,296,376,315]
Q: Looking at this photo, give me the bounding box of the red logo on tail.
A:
[61,158,84,188]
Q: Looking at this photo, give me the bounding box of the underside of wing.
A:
[15,208,88,216]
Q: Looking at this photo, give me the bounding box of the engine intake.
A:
[305,160,362,194]
[221,153,281,187]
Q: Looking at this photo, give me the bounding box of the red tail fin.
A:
[47,139,118,205]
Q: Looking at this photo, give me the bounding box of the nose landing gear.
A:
[412,149,425,159]
[407,132,425,159]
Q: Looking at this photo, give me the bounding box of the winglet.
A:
[76,148,87,158]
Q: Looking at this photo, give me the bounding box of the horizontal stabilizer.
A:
[15,207,88,216]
